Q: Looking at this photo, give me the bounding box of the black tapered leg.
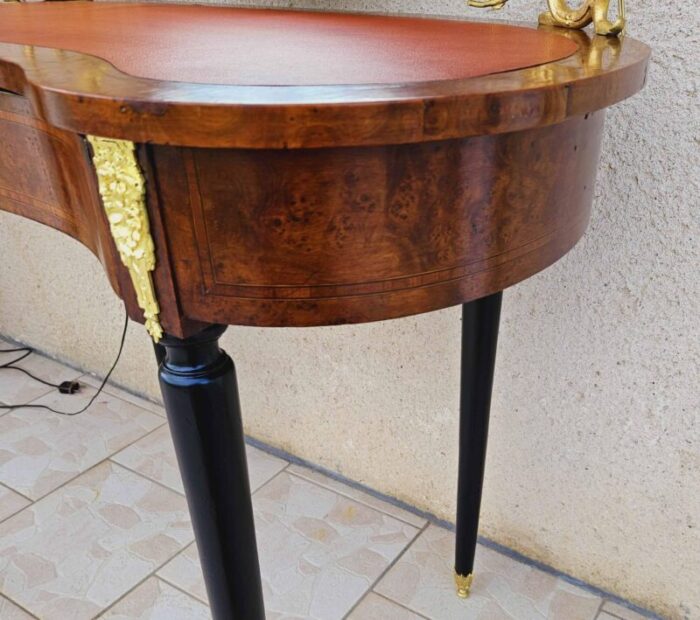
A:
[152,341,166,367]
[455,292,503,598]
[156,325,264,620]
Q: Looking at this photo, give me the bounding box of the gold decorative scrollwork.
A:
[87,136,163,342]
[468,0,626,37]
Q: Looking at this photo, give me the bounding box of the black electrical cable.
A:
[0,306,129,415]
[0,347,68,389]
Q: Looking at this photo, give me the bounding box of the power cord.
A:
[0,306,129,415]
[0,346,78,391]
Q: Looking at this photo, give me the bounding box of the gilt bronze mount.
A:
[468,0,626,36]
[87,136,163,342]
[455,572,475,598]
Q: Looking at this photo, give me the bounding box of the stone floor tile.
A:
[0,483,30,523]
[157,543,208,604]
[0,461,193,619]
[0,386,164,499]
[287,464,427,528]
[348,592,426,619]
[101,577,210,620]
[81,374,166,417]
[256,472,418,619]
[112,425,287,495]
[111,426,185,495]
[376,524,602,620]
[247,445,290,492]
[0,595,34,619]
[0,349,81,408]
[601,601,652,620]
[0,369,658,620]
[159,472,418,619]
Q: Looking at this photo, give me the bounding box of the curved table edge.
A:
[0,21,650,148]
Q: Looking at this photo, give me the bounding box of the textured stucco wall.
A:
[1,1,698,617]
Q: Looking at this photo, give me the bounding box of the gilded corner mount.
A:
[468,0,626,37]
[87,136,163,342]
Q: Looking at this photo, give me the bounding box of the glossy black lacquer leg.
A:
[152,341,166,367]
[156,325,264,620]
[455,292,502,598]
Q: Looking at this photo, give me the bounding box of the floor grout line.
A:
[111,436,291,500]
[58,439,190,618]
[342,520,429,619]
[246,436,664,620]
[155,572,209,608]
[0,343,85,410]
[1,369,162,420]
[107,458,187,498]
[80,374,166,418]
[0,505,30,526]
[71,373,165,418]
[0,454,195,618]
[0,332,164,411]
[157,565,209,607]
[0,367,70,408]
[0,346,665,620]
[0,383,57,413]
[597,611,632,620]
[250,465,292,498]
[92,545,198,619]
[0,415,168,506]
[0,593,40,619]
[0,481,33,504]
[372,591,432,619]
[245,435,453,528]
[287,466,426,528]
[0,429,287,616]
[0,373,168,498]
[4,452,172,515]
[285,469,424,529]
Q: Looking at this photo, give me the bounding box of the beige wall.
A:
[1,1,698,617]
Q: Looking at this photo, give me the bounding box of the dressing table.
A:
[0,3,649,617]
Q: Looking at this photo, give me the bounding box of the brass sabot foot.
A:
[454,571,474,598]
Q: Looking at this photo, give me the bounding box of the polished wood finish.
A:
[0,6,648,149]
[0,2,649,337]
[0,4,578,86]
[0,89,203,336]
[0,90,128,302]
[0,83,606,330]
[150,112,604,327]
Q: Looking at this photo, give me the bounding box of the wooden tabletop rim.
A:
[0,4,650,148]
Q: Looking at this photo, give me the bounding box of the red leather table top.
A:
[0,3,578,86]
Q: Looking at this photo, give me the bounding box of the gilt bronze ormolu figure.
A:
[468,0,626,36]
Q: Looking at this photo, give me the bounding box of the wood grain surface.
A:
[0,4,649,335]
[0,5,649,148]
[0,90,131,304]
[149,113,605,328]
[0,4,578,86]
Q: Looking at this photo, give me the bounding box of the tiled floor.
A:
[0,346,656,619]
